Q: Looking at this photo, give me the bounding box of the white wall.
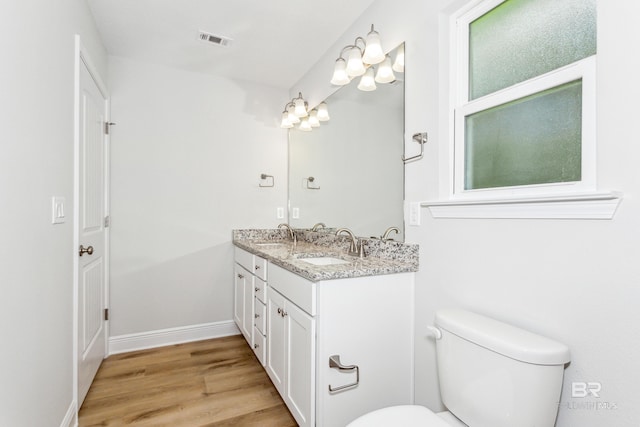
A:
[108,56,288,337]
[0,1,107,426]
[292,0,640,425]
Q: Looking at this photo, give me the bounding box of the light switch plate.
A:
[52,196,66,224]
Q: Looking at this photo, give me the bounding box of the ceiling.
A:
[87,0,376,89]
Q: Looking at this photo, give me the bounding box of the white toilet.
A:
[348,309,570,427]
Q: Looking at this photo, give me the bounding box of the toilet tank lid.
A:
[435,309,571,365]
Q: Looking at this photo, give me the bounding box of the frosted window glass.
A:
[465,80,582,190]
[469,0,595,100]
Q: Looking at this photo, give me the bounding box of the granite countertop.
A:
[233,229,419,282]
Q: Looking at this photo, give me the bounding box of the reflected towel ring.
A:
[306,176,320,190]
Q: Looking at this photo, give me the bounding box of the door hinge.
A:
[104,215,110,228]
[104,121,116,135]
[104,308,109,321]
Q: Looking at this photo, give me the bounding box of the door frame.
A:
[73,34,111,413]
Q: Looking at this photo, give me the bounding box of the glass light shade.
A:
[317,102,330,121]
[346,48,366,77]
[393,44,405,72]
[280,112,293,129]
[309,110,320,127]
[330,58,350,85]
[294,97,308,117]
[287,105,300,124]
[375,55,395,83]
[299,117,312,132]
[362,29,385,64]
[357,68,376,91]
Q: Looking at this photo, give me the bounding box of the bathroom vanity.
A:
[233,229,418,427]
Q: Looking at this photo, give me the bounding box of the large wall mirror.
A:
[288,43,405,241]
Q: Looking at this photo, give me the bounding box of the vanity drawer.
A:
[234,247,254,273]
[254,277,267,303]
[253,256,267,281]
[253,326,266,366]
[254,300,266,334]
[269,262,316,316]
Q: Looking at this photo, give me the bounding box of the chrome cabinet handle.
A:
[255,265,261,270]
[276,307,287,317]
[254,343,259,349]
[255,313,260,318]
[78,245,94,256]
[237,273,244,279]
[277,308,282,315]
[328,355,360,393]
[255,287,259,292]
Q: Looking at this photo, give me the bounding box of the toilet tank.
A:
[434,309,570,427]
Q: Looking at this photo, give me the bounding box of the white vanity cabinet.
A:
[266,286,316,427]
[233,247,267,365]
[266,262,414,427]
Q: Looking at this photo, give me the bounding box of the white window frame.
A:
[452,0,596,201]
[421,0,621,219]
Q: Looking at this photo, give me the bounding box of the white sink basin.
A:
[299,257,350,266]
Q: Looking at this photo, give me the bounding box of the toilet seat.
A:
[346,405,454,427]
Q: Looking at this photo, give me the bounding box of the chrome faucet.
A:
[336,228,364,258]
[278,223,297,246]
[311,222,326,232]
[382,226,400,241]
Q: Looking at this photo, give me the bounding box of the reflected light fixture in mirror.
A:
[317,102,330,121]
[288,43,405,241]
[392,44,404,72]
[357,68,376,91]
[280,92,330,130]
[330,24,402,91]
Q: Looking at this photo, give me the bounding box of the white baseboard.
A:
[60,400,77,427]
[109,320,240,355]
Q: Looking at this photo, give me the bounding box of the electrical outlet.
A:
[276,207,285,219]
[408,202,421,226]
[292,207,300,219]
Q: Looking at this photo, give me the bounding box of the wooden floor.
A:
[79,335,297,427]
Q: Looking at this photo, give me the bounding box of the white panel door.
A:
[77,57,107,406]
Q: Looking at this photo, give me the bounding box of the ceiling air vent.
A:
[198,31,232,47]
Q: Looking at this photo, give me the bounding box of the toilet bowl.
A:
[347,309,570,427]
[347,406,467,427]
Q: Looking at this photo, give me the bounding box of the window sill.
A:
[421,191,622,219]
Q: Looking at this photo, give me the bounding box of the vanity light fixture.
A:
[280,92,330,130]
[330,24,403,92]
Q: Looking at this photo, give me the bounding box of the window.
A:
[453,0,597,199]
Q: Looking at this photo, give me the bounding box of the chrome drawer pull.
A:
[328,355,359,393]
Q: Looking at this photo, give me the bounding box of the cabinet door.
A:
[285,300,315,427]
[266,288,286,395]
[233,264,246,335]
